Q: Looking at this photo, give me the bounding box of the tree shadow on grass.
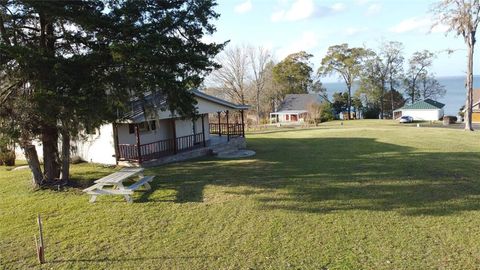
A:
[144,137,480,216]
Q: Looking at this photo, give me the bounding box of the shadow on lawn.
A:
[145,137,480,216]
[49,255,221,264]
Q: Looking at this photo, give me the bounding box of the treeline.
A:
[207,41,446,122]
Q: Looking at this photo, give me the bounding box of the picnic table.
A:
[82,167,154,203]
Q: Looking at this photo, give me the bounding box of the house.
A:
[269,94,324,123]
[471,89,480,123]
[393,99,445,121]
[16,90,249,166]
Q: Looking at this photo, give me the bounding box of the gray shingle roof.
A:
[276,94,324,112]
[123,90,250,123]
[400,99,445,110]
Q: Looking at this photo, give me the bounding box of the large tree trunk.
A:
[42,126,61,181]
[465,33,474,131]
[60,130,70,181]
[23,145,43,188]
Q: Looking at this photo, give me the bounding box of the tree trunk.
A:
[256,90,260,124]
[23,145,43,188]
[60,130,70,181]
[390,81,394,119]
[465,33,474,131]
[42,126,61,181]
[347,86,351,120]
[380,80,385,119]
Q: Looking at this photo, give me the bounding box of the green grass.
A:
[2,120,480,269]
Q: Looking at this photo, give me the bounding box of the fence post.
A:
[226,110,230,142]
[217,111,222,136]
[240,110,245,137]
[201,114,206,147]
[135,124,142,163]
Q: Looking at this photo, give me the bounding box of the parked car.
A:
[399,116,414,123]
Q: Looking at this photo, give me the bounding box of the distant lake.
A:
[323,75,480,115]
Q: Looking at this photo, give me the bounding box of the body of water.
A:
[323,75,480,115]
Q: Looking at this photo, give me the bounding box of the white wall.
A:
[117,119,173,145]
[196,98,234,114]
[15,115,211,166]
[72,124,117,165]
[15,141,43,162]
[401,109,443,121]
[272,113,305,123]
[174,117,209,143]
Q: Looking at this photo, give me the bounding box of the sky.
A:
[204,0,477,83]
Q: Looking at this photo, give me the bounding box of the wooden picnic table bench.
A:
[82,168,155,203]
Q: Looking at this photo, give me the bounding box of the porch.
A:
[115,110,246,164]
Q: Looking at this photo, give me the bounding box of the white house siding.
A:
[14,141,43,161]
[196,98,232,114]
[72,124,117,165]
[117,119,173,145]
[400,109,443,121]
[116,116,209,149]
[271,112,306,123]
[14,124,117,165]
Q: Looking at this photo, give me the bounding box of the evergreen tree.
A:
[0,0,224,187]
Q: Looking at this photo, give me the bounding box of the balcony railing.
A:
[209,123,244,137]
[117,132,204,162]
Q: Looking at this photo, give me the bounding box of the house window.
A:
[129,121,156,134]
[286,114,289,121]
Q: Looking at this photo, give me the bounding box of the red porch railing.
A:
[209,123,244,137]
[117,132,204,162]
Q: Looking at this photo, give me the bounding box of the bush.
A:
[319,102,334,122]
[0,151,15,166]
[363,106,380,119]
[70,156,85,164]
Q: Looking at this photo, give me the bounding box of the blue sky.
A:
[205,0,477,83]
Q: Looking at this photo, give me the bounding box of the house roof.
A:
[192,89,250,110]
[276,94,324,112]
[397,99,445,111]
[123,89,249,123]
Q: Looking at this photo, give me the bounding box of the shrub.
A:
[0,151,15,166]
[70,156,85,164]
[363,106,380,119]
[319,102,334,122]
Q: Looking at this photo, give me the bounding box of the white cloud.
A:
[234,0,252,14]
[365,3,381,16]
[331,3,346,13]
[355,0,373,5]
[345,27,368,36]
[276,31,320,58]
[271,0,346,22]
[271,0,315,22]
[389,16,448,34]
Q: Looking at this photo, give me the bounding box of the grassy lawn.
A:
[2,120,480,269]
